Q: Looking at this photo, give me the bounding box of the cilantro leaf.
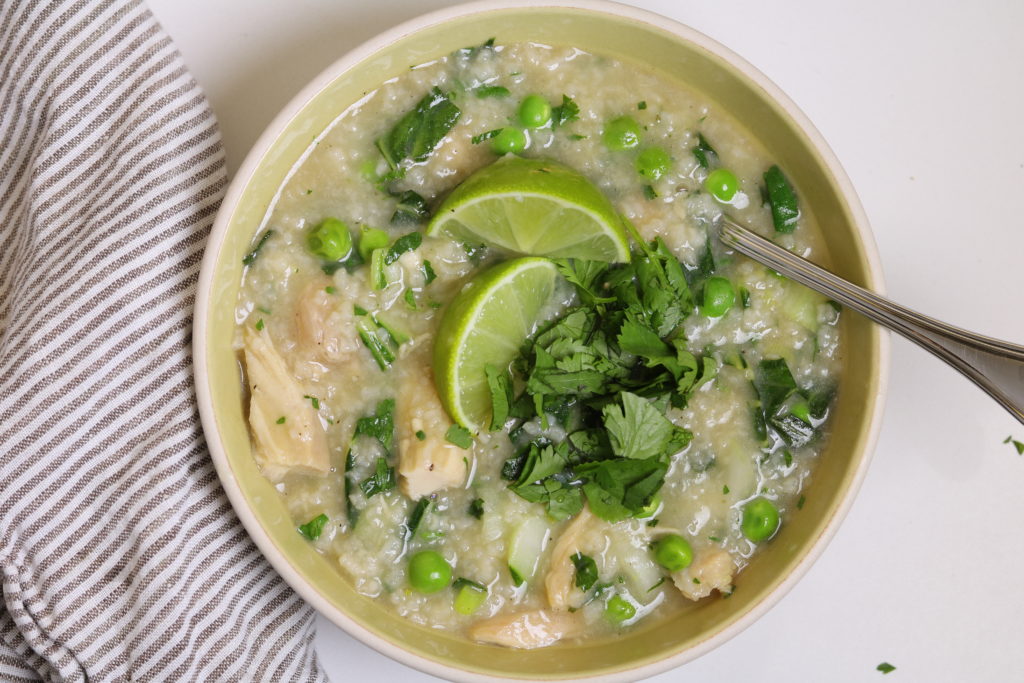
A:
[355,399,395,451]
[692,132,718,169]
[445,424,473,449]
[360,457,396,498]
[551,94,580,128]
[571,552,599,591]
[390,190,430,225]
[384,231,423,265]
[602,392,675,460]
[298,513,329,540]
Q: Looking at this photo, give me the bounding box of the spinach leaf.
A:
[376,87,461,174]
[390,190,430,225]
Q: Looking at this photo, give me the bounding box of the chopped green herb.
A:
[385,231,423,265]
[474,84,510,98]
[468,497,485,519]
[763,165,800,233]
[471,128,503,145]
[722,484,730,494]
[242,229,274,266]
[692,577,701,584]
[404,498,430,541]
[255,318,265,331]
[457,37,495,58]
[325,286,336,294]
[876,663,896,674]
[360,457,396,498]
[739,286,751,308]
[344,450,359,527]
[404,289,418,310]
[298,513,329,540]
[568,134,587,141]
[642,184,658,200]
[276,416,286,425]
[1004,436,1024,455]
[354,398,395,451]
[422,259,437,285]
[353,305,369,316]
[551,94,580,128]
[305,189,313,195]
[445,424,473,449]
[797,494,806,509]
[570,552,599,592]
[391,190,430,225]
[415,430,426,441]
[303,395,320,410]
[375,87,461,175]
[692,133,717,169]
[637,101,647,110]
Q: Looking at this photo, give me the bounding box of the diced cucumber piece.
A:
[507,515,550,586]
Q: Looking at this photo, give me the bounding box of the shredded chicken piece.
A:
[545,506,599,611]
[293,278,346,363]
[671,547,735,600]
[243,327,330,481]
[396,365,466,499]
[468,609,584,649]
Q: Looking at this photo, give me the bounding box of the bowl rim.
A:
[194,1,890,680]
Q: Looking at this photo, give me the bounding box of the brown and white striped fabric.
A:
[0,1,325,680]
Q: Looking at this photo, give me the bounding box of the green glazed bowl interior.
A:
[194,1,888,680]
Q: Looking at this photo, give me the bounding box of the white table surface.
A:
[148,1,1024,680]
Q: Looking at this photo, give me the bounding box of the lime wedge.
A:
[427,157,630,263]
[434,257,560,432]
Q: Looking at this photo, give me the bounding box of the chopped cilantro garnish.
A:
[551,94,580,128]
[355,399,395,451]
[390,190,430,225]
[570,552,598,592]
[1004,435,1024,455]
[722,484,729,494]
[403,498,429,541]
[642,184,658,200]
[360,457,396,498]
[242,229,274,266]
[276,416,286,425]
[422,259,437,285]
[471,128,503,145]
[445,424,473,449]
[876,662,896,674]
[468,497,485,519]
[797,494,806,509]
[254,318,264,331]
[485,364,513,431]
[404,289,418,310]
[303,394,320,410]
[298,513,329,540]
[692,133,717,169]
[637,101,647,110]
[384,231,423,265]
[325,286,336,294]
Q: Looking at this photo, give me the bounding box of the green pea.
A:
[604,594,636,623]
[357,226,389,262]
[492,127,527,155]
[518,94,552,128]
[741,497,780,542]
[701,276,735,317]
[603,116,641,151]
[652,533,693,572]
[635,147,671,181]
[408,550,452,594]
[704,168,740,202]
[307,218,352,262]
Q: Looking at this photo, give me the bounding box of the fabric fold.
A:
[0,0,325,680]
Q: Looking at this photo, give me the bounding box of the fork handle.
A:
[719,217,1024,425]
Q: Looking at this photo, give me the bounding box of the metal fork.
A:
[718,216,1024,425]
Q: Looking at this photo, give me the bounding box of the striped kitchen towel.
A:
[0,0,325,680]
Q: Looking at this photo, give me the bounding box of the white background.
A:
[148,1,1024,681]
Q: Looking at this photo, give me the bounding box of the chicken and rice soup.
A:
[234,40,841,648]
